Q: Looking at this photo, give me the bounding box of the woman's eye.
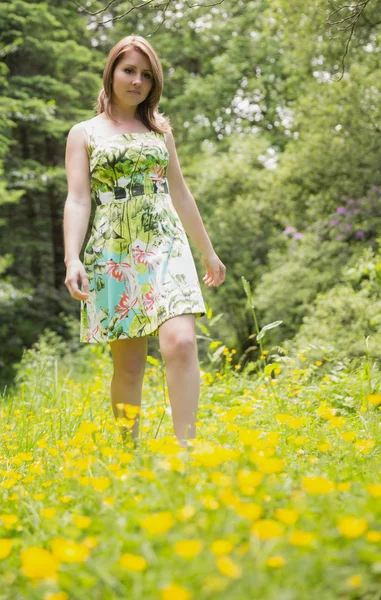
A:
[124,68,151,79]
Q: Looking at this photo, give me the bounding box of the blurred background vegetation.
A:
[1,0,381,392]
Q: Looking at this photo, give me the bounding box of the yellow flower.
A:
[251,520,284,540]
[32,493,46,501]
[199,495,219,510]
[50,538,90,563]
[367,394,381,406]
[293,436,310,447]
[100,446,116,458]
[139,512,174,535]
[236,542,250,556]
[174,540,203,559]
[238,429,262,446]
[274,508,299,525]
[289,530,316,546]
[366,530,381,542]
[82,536,98,549]
[0,514,18,528]
[118,451,134,464]
[346,574,362,588]
[176,505,196,521]
[327,416,345,429]
[73,516,92,529]
[90,477,111,493]
[21,547,59,579]
[337,482,351,492]
[191,442,235,468]
[316,441,332,452]
[160,583,192,600]
[103,497,115,506]
[216,556,242,579]
[355,439,375,454]
[266,555,286,567]
[1,479,17,490]
[138,468,156,481]
[45,593,69,600]
[210,540,234,556]
[287,417,308,429]
[317,405,336,419]
[202,575,229,593]
[237,469,264,488]
[78,421,98,434]
[59,496,73,504]
[365,483,381,497]
[210,472,232,487]
[40,508,57,519]
[340,431,356,442]
[275,413,292,424]
[119,552,148,571]
[0,538,13,559]
[123,403,141,418]
[259,458,285,474]
[337,517,368,538]
[301,476,335,494]
[235,502,262,520]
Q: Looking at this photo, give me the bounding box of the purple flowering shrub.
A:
[282,186,381,244]
[282,225,304,240]
[328,185,381,242]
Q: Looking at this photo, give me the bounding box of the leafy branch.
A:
[71,0,225,29]
[321,0,374,81]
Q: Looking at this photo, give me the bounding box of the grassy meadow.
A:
[1,297,381,600]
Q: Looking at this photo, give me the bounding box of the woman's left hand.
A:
[202,251,226,287]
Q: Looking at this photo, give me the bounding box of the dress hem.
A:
[79,309,206,344]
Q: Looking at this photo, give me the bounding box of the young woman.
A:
[63,35,226,449]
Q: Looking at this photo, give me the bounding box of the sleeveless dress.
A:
[79,120,207,343]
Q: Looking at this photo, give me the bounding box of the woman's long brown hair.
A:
[95,35,171,134]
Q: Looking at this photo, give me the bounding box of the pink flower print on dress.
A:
[106,259,139,297]
[106,259,133,282]
[88,324,99,342]
[150,164,166,193]
[86,297,100,342]
[114,291,139,320]
[143,279,161,314]
[150,164,165,181]
[132,246,158,274]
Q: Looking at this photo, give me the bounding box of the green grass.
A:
[1,325,381,600]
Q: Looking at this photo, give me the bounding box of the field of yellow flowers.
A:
[1,329,381,600]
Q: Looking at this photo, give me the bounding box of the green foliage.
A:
[1,0,381,386]
[285,241,381,362]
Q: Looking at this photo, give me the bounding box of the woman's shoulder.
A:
[70,116,100,134]
[68,119,91,139]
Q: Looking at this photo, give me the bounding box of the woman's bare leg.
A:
[109,336,148,443]
[158,314,200,448]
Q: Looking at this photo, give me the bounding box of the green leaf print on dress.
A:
[80,126,206,343]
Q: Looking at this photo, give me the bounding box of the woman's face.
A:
[112,48,154,108]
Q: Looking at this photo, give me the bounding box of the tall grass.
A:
[1,281,381,599]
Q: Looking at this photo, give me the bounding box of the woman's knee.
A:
[110,337,147,379]
[160,333,197,362]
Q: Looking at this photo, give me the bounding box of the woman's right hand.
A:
[65,259,89,301]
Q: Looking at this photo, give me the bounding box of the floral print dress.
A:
[79,120,206,343]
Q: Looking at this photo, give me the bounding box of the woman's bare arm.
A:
[63,123,91,299]
[63,123,92,265]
